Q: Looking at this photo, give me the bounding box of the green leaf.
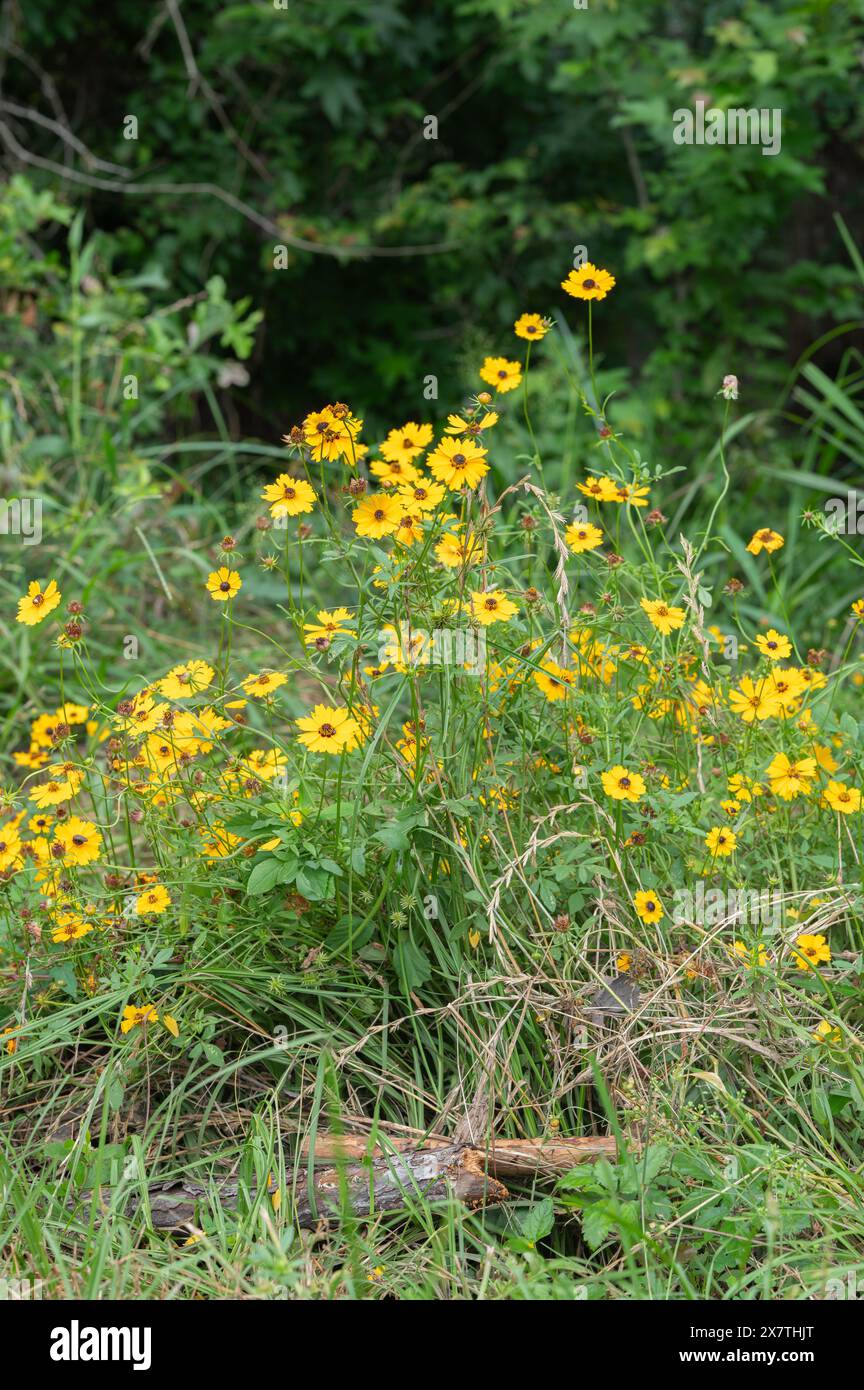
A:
[393,934,432,991]
[520,1196,555,1245]
[246,858,289,896]
[374,813,425,853]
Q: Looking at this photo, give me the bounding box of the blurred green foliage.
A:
[1,0,862,445]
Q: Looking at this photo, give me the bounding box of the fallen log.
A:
[139,1143,508,1232]
[293,1132,621,1179]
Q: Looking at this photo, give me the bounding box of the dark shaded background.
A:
[1,0,863,448]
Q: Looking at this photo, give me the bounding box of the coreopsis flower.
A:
[478,356,522,394]
[427,436,489,491]
[30,776,77,808]
[565,521,603,554]
[136,885,172,915]
[640,598,686,635]
[796,666,827,695]
[394,512,425,547]
[371,458,421,489]
[730,940,768,968]
[114,690,164,736]
[120,1004,159,1034]
[705,826,736,857]
[601,765,646,802]
[767,753,817,800]
[634,890,664,923]
[53,816,103,866]
[16,579,62,626]
[13,747,49,770]
[51,912,94,943]
[396,479,446,512]
[514,313,550,341]
[295,704,359,754]
[852,599,864,621]
[2,1025,18,1055]
[0,826,23,872]
[145,734,180,775]
[768,667,807,710]
[380,422,433,465]
[471,590,518,626]
[616,953,631,973]
[561,262,616,301]
[159,661,215,699]
[719,375,739,400]
[746,528,784,556]
[260,475,316,518]
[206,568,242,602]
[302,405,362,462]
[609,482,650,507]
[813,1020,842,1045]
[445,410,499,435]
[59,701,88,725]
[352,492,402,538]
[303,609,355,646]
[792,933,831,971]
[240,670,288,697]
[29,713,65,748]
[240,749,288,782]
[728,676,782,723]
[577,475,618,502]
[755,629,791,661]
[533,660,574,701]
[822,781,861,814]
[435,529,482,569]
[811,742,839,775]
[200,823,242,858]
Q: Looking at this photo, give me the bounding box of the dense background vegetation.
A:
[2,0,863,444]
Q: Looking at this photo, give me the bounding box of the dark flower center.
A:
[319,724,336,738]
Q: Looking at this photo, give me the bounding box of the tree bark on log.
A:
[138,1143,508,1232]
[135,1134,624,1232]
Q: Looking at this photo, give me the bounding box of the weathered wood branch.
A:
[138,1143,508,1232]
[134,1134,625,1232]
[295,1133,622,1179]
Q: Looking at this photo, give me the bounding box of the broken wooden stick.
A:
[294,1132,622,1180]
[138,1143,508,1232]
